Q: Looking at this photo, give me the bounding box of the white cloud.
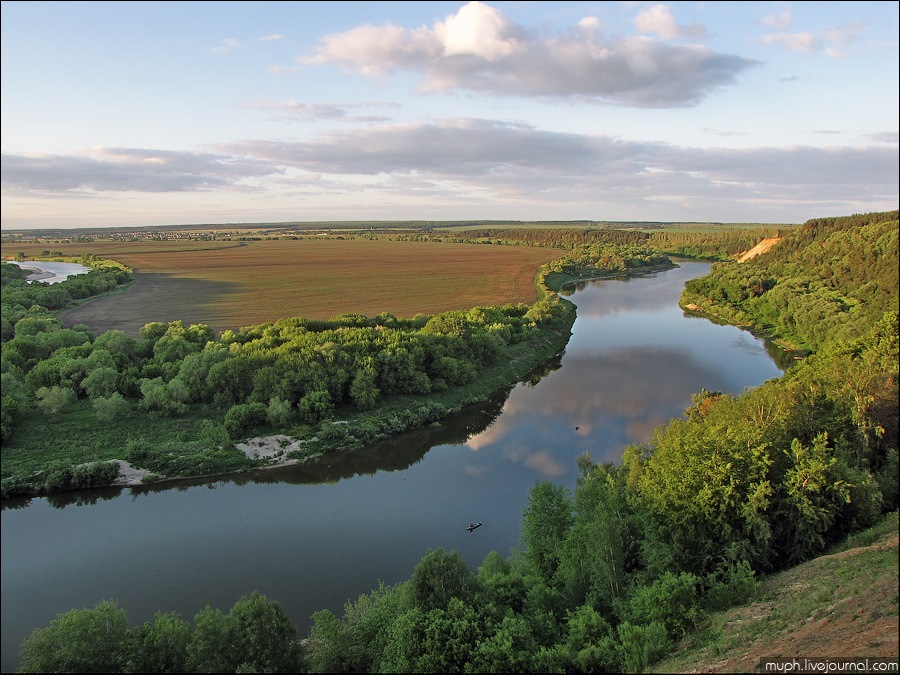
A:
[240,99,395,123]
[302,23,441,77]
[634,4,709,41]
[762,31,822,54]
[824,22,864,58]
[299,1,752,107]
[433,0,524,60]
[864,131,899,144]
[1,148,280,193]
[258,34,285,42]
[760,10,792,31]
[761,17,862,58]
[211,37,240,54]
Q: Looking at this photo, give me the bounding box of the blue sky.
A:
[1,1,897,229]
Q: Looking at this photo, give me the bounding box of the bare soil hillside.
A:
[735,237,782,262]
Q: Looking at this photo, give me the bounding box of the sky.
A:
[1,1,898,230]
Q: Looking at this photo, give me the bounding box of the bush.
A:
[224,402,268,437]
[703,559,760,611]
[621,571,705,637]
[71,461,120,490]
[92,392,131,422]
[616,621,670,674]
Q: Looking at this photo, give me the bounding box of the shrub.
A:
[224,402,268,437]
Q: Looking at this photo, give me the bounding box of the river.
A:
[0,260,785,673]
[5,260,91,284]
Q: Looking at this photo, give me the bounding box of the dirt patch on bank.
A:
[233,435,303,465]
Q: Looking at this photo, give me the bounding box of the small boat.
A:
[466,522,482,532]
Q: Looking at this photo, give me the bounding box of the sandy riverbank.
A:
[109,435,303,486]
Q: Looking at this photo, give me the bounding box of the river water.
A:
[5,260,91,284]
[0,260,785,673]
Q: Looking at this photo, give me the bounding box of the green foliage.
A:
[18,600,130,673]
[682,211,898,352]
[306,609,344,673]
[521,481,573,586]
[620,571,705,637]
[266,396,295,427]
[35,384,77,417]
[223,402,267,437]
[615,621,670,674]
[560,604,620,672]
[184,606,233,673]
[92,392,131,422]
[127,611,192,674]
[558,464,631,612]
[410,548,478,612]
[702,558,760,611]
[775,433,854,563]
[139,377,189,416]
[876,449,899,511]
[224,593,306,673]
[81,365,119,399]
[185,594,305,673]
[297,390,333,425]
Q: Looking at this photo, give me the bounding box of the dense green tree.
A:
[410,548,478,612]
[223,402,268,437]
[620,571,705,637]
[266,396,295,428]
[521,481,573,586]
[349,359,380,409]
[81,366,119,399]
[92,330,138,369]
[18,600,130,673]
[139,377,188,416]
[127,611,191,674]
[225,592,305,673]
[297,390,333,425]
[185,606,232,673]
[558,464,629,612]
[560,604,620,673]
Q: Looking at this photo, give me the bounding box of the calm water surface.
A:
[0,261,785,673]
[6,260,91,284]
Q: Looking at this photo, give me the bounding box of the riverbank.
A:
[0,294,576,499]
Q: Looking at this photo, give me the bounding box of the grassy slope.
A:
[651,512,899,673]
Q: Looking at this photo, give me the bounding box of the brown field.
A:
[1,239,562,335]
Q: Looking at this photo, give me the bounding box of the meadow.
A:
[0,237,561,335]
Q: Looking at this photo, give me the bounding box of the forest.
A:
[4,212,898,673]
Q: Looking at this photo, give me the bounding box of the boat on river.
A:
[466,522,482,532]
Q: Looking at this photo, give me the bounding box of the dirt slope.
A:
[651,518,899,673]
[735,237,782,262]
